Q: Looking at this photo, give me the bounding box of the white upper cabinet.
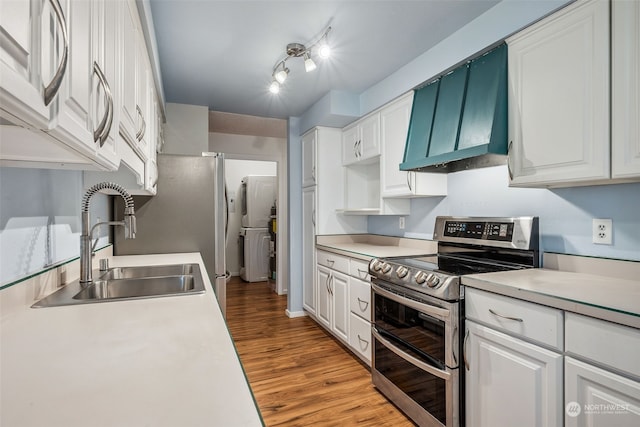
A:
[46,0,95,159]
[612,0,640,179]
[507,0,610,187]
[302,129,316,187]
[1,0,160,180]
[342,113,380,165]
[91,0,121,170]
[0,0,51,129]
[380,92,447,198]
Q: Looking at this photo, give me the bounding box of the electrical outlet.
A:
[399,217,405,230]
[592,219,612,245]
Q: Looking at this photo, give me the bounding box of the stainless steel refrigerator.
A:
[113,154,228,315]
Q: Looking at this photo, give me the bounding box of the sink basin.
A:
[74,275,198,301]
[32,263,205,308]
[99,264,195,280]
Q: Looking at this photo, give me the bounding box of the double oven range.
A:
[368,216,539,427]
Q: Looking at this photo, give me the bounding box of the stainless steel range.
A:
[369,216,539,427]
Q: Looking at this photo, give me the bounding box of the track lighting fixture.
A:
[269,26,332,94]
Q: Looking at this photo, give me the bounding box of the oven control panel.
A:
[433,216,539,250]
[443,220,514,241]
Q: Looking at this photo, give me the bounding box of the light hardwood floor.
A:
[226,277,415,427]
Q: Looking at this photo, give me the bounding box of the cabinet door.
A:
[507,0,610,186]
[381,93,413,197]
[302,187,316,314]
[135,39,150,161]
[316,265,331,328]
[119,0,138,148]
[349,313,372,365]
[342,124,360,165]
[92,0,120,170]
[331,270,349,342]
[359,113,380,161]
[0,0,51,129]
[46,0,95,158]
[612,0,640,179]
[565,357,640,427]
[465,321,563,427]
[302,129,316,187]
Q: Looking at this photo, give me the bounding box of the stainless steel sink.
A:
[99,264,195,280]
[32,263,205,308]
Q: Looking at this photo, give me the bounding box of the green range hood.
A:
[400,43,508,173]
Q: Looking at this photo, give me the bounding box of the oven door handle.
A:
[371,282,450,321]
[372,327,451,381]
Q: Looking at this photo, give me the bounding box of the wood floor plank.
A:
[226,278,415,426]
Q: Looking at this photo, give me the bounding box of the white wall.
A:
[209,132,288,295]
[369,166,640,262]
[225,159,277,276]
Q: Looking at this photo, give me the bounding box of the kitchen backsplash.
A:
[0,167,111,285]
[368,165,640,262]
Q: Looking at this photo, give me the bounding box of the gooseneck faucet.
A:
[80,182,136,285]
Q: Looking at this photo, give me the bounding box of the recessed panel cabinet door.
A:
[302,129,316,187]
[0,0,51,128]
[302,186,316,315]
[331,270,349,342]
[612,0,640,179]
[565,357,640,427]
[507,0,610,186]
[465,321,563,427]
[47,0,95,158]
[316,265,331,328]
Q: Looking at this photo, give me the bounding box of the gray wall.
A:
[163,103,209,155]
[0,167,110,285]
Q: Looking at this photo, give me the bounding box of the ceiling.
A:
[149,0,500,120]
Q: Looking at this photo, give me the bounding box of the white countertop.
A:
[316,234,437,260]
[462,268,640,329]
[0,253,263,427]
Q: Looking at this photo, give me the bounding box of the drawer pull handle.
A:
[357,297,369,311]
[357,268,369,279]
[327,259,335,266]
[463,329,469,371]
[357,334,369,350]
[489,309,523,322]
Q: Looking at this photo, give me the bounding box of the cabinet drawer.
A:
[316,250,349,274]
[349,313,372,365]
[349,258,371,281]
[349,277,371,321]
[566,313,640,378]
[465,287,563,350]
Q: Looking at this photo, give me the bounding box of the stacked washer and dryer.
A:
[238,175,277,282]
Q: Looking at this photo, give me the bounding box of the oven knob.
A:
[414,271,428,285]
[426,274,441,288]
[396,266,409,279]
[372,260,384,272]
[382,263,392,274]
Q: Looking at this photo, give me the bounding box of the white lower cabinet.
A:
[302,187,316,315]
[565,357,640,427]
[315,262,349,342]
[465,321,563,427]
[465,286,640,427]
[349,313,371,363]
[312,249,373,366]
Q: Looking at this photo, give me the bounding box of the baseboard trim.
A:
[285,309,307,318]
